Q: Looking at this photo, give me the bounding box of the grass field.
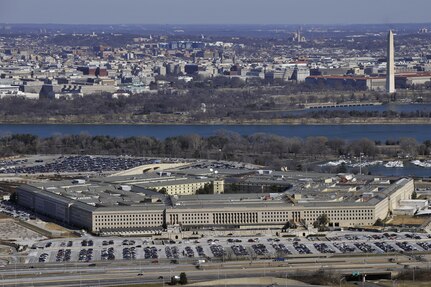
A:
[387,215,430,226]
[45,222,70,232]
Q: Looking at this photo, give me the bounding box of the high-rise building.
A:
[386,30,396,94]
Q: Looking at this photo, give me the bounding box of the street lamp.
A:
[339,276,346,287]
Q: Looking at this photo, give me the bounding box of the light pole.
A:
[339,276,346,287]
[359,153,364,175]
[14,259,16,287]
[224,268,227,287]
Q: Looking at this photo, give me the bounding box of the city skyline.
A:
[1,0,431,25]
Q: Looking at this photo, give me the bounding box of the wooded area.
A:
[0,133,429,170]
[1,76,430,124]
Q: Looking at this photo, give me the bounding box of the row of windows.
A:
[182,214,209,219]
[182,220,209,224]
[95,214,162,219]
[94,221,162,229]
[262,214,288,218]
[94,215,163,223]
[262,219,285,222]
[213,213,258,224]
[304,210,373,215]
[305,216,373,221]
[92,209,376,226]
[95,220,162,225]
[155,183,205,193]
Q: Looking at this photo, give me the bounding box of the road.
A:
[1,254,430,286]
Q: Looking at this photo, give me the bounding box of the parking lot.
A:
[26,232,431,264]
[0,155,157,174]
[0,201,31,221]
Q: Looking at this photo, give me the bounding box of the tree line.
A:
[303,110,431,119]
[0,133,430,169]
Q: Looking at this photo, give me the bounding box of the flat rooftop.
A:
[18,171,412,212]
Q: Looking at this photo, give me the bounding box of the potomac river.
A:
[0,124,430,141]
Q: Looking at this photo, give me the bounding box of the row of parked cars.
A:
[55,249,71,262]
[59,241,73,247]
[396,241,418,252]
[101,247,115,260]
[417,242,431,251]
[102,240,114,246]
[354,242,376,253]
[333,243,356,253]
[293,242,312,254]
[187,161,249,171]
[196,246,206,257]
[123,247,136,260]
[375,242,396,253]
[122,240,136,246]
[81,240,94,247]
[78,249,93,262]
[165,246,179,259]
[144,246,158,259]
[183,246,195,257]
[210,245,225,257]
[0,201,31,221]
[314,243,335,254]
[272,243,291,255]
[3,155,155,174]
[38,253,49,263]
[231,245,248,256]
[252,244,268,255]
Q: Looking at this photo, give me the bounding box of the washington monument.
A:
[386,30,396,94]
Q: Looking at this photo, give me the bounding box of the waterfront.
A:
[284,103,431,116]
[0,123,431,141]
[366,162,431,177]
[319,161,431,177]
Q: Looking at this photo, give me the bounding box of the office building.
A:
[16,171,414,235]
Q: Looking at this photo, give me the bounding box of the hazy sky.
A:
[1,0,430,25]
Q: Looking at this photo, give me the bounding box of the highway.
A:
[0,254,430,286]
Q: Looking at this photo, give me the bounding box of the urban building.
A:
[16,170,414,235]
[305,75,386,91]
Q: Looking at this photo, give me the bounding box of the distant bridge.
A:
[304,102,382,109]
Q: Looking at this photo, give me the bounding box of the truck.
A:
[194,259,206,265]
[273,257,285,262]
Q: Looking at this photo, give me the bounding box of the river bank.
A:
[1,116,431,125]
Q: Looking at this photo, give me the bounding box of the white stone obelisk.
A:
[386,30,396,94]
